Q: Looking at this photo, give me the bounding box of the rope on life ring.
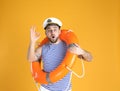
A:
[66,59,85,78]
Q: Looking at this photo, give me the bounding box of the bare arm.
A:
[77,49,93,62]
[27,26,41,62]
[68,43,93,62]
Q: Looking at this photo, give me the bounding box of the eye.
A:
[54,29,57,32]
[46,29,52,33]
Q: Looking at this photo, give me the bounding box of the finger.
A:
[33,26,36,32]
[30,26,34,33]
[30,27,33,35]
[36,33,40,40]
[36,32,40,36]
[30,26,35,32]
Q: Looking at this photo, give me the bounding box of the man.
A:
[27,17,92,91]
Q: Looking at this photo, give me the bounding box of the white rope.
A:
[65,73,72,91]
[35,82,40,91]
[32,79,40,91]
[66,59,85,78]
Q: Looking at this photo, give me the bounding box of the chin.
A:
[50,38,58,43]
[51,40,58,43]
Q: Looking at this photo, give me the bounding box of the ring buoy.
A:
[31,30,79,84]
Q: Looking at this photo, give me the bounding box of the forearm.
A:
[27,42,37,62]
[78,49,93,62]
[68,43,93,62]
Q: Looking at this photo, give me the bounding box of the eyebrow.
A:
[46,26,59,30]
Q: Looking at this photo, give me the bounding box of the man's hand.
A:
[68,43,84,55]
[68,43,93,62]
[30,26,40,43]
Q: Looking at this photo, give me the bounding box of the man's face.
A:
[45,24,61,43]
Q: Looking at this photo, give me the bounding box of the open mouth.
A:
[49,35,58,43]
[52,35,55,38]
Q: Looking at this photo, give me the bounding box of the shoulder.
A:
[35,45,42,53]
[61,40,67,47]
[36,42,50,51]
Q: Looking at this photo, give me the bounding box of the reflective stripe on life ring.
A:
[31,30,79,84]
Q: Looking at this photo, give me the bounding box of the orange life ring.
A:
[31,30,79,84]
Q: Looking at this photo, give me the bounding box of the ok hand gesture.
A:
[30,26,40,43]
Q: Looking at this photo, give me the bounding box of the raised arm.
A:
[27,26,41,62]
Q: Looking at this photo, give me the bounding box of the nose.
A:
[51,30,54,34]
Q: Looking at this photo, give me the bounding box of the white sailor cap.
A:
[43,17,62,29]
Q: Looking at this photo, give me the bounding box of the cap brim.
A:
[44,23,60,29]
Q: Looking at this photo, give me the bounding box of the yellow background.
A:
[0,0,119,91]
